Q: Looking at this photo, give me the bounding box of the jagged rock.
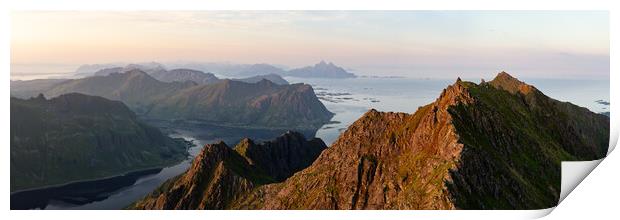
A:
[131,132,327,209]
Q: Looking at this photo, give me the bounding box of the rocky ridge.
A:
[132,72,609,210]
[131,131,327,209]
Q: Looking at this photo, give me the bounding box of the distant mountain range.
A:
[132,72,609,210]
[75,61,357,79]
[165,62,288,78]
[12,69,332,129]
[11,93,189,191]
[87,63,289,85]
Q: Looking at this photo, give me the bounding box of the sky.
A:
[11,11,609,79]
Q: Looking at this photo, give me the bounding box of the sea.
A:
[10,74,610,210]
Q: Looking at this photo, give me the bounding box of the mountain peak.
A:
[494,71,517,81]
[489,71,536,95]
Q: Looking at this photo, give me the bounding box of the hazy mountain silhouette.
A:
[286,61,356,78]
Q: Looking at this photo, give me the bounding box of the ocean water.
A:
[285,76,610,146]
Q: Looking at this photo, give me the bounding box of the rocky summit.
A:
[133,72,609,210]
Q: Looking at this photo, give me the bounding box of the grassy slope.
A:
[447,82,608,209]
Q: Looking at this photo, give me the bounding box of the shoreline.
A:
[10,165,171,195]
[141,118,330,131]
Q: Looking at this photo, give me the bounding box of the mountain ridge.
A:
[130,131,327,209]
[41,70,332,129]
[133,72,608,210]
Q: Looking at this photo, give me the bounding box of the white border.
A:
[1,1,618,219]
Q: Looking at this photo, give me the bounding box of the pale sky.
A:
[11,11,609,79]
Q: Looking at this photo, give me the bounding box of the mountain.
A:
[150,68,220,84]
[91,63,167,77]
[130,131,326,209]
[233,74,289,85]
[235,64,287,77]
[134,72,608,210]
[147,79,332,129]
[44,70,195,113]
[123,62,167,75]
[286,61,356,78]
[94,67,124,76]
[87,64,287,85]
[74,63,121,75]
[10,93,189,191]
[74,62,166,77]
[166,62,287,78]
[10,79,69,99]
[41,70,332,129]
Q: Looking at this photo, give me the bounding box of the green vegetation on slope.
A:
[10,93,189,191]
[446,76,609,209]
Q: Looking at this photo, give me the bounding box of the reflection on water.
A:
[10,168,164,210]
